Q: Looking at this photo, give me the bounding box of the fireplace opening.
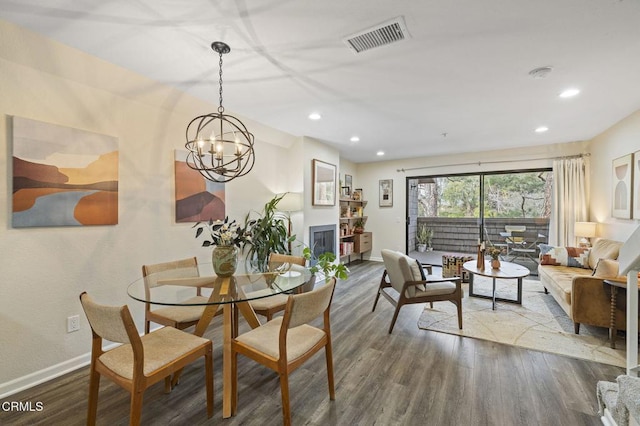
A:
[309,224,337,266]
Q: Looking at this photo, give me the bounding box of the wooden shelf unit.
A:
[339,198,372,263]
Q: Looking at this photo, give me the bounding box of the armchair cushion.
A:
[539,244,590,268]
[414,281,457,297]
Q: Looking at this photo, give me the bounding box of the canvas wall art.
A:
[612,154,632,219]
[12,116,118,227]
[174,150,225,222]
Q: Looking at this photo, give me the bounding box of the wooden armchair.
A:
[79,292,213,425]
[373,249,463,333]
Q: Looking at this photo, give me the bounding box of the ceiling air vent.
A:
[343,16,410,53]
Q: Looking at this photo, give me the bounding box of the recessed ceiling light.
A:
[535,126,549,133]
[376,151,385,156]
[308,112,322,120]
[559,88,580,98]
[350,136,360,142]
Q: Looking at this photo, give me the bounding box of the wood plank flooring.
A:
[0,260,624,425]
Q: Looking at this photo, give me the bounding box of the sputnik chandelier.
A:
[185,41,255,183]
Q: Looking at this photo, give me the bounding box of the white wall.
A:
[588,110,640,240]
[0,20,304,396]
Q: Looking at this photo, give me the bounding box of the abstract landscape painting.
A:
[174,150,225,223]
[12,117,118,227]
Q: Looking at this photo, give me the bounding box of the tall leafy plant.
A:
[244,194,296,272]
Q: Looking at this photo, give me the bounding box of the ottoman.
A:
[442,254,474,283]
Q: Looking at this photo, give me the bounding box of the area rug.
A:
[417,277,626,367]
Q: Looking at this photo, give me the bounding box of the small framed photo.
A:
[379,179,393,207]
[352,188,362,201]
[341,186,351,197]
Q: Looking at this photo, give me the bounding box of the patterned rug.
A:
[417,277,626,367]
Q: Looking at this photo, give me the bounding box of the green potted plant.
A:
[244,194,296,272]
[353,218,365,234]
[303,247,349,284]
[416,224,433,252]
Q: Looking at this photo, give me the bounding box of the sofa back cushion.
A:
[588,239,623,269]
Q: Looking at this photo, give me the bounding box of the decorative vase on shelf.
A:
[491,258,501,270]
[212,245,239,277]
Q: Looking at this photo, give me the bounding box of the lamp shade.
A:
[278,192,303,212]
[574,221,597,238]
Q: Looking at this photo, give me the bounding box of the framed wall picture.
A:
[345,174,352,193]
[379,179,393,207]
[312,159,336,206]
[12,116,119,227]
[612,154,632,219]
[174,150,225,223]
[634,151,640,219]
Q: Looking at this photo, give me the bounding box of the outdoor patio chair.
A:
[507,230,545,263]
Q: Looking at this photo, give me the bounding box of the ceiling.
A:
[2,0,640,163]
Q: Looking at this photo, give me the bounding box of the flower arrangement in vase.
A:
[193,216,252,277]
[487,246,503,269]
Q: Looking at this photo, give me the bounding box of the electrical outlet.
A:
[67,315,80,333]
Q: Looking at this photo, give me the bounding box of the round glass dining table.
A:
[127,262,311,418]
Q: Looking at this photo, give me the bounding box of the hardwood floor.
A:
[0,260,623,425]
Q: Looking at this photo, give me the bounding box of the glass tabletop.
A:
[127,262,311,306]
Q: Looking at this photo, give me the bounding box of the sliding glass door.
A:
[408,169,551,272]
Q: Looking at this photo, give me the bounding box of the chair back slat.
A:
[286,278,336,328]
[79,292,134,344]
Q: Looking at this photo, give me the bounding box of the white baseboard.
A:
[0,340,123,399]
[0,352,91,399]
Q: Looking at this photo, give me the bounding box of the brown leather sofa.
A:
[537,238,624,334]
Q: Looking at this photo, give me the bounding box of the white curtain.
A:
[548,157,588,246]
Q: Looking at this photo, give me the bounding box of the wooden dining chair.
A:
[231,278,337,426]
[79,292,213,425]
[142,257,215,334]
[250,253,307,321]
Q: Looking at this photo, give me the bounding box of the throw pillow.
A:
[414,258,427,281]
[539,244,591,269]
[592,258,620,278]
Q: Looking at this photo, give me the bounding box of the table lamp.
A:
[574,221,597,247]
